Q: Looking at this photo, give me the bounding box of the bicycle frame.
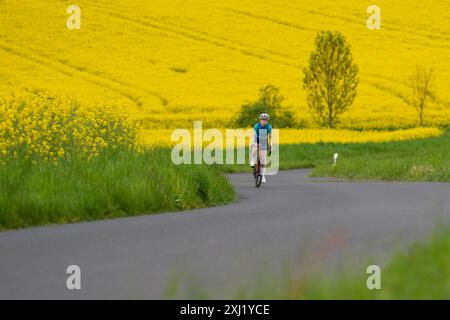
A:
[253,142,262,188]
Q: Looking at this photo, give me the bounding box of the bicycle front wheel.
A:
[255,174,262,188]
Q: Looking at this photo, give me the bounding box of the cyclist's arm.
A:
[268,125,273,150]
[253,125,258,145]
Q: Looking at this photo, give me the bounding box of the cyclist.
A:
[250,113,272,183]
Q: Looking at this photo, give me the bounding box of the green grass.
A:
[0,148,235,231]
[166,228,450,299]
[222,130,450,182]
[235,228,450,299]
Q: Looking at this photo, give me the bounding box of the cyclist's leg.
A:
[259,149,267,175]
[250,143,257,167]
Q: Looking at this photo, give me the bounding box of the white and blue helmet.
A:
[259,113,270,120]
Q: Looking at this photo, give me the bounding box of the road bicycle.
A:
[252,143,263,188]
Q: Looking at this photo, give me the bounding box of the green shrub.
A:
[232,85,299,128]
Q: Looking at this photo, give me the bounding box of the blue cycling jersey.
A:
[253,123,272,147]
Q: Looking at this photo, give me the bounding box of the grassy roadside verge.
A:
[236,228,450,299]
[0,148,234,231]
[222,130,450,182]
[167,227,450,299]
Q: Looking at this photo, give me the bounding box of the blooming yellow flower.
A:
[0,92,139,163]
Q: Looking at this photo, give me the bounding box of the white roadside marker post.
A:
[333,153,339,166]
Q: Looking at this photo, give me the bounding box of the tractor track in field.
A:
[92,2,298,69]
[0,39,167,107]
[95,1,450,109]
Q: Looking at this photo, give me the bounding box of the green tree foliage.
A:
[407,65,435,127]
[233,85,297,128]
[303,31,359,128]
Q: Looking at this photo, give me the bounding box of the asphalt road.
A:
[0,169,449,299]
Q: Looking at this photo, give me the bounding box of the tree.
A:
[408,65,434,127]
[233,84,297,128]
[303,31,358,128]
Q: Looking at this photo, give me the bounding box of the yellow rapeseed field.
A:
[0,0,449,132]
[139,127,443,147]
[0,91,138,163]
